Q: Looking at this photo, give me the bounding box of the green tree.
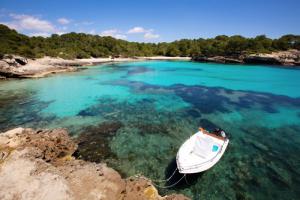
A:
[0,24,299,59]
[166,45,180,56]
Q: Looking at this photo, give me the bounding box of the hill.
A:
[1,24,300,59]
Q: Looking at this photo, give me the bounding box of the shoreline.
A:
[0,56,191,79]
[1,50,300,80]
[192,49,300,66]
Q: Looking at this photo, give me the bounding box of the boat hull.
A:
[176,131,229,174]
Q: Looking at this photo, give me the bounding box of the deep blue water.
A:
[0,61,300,199]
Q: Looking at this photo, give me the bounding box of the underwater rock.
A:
[249,140,269,152]
[77,109,96,116]
[127,66,154,75]
[162,67,203,72]
[77,100,118,117]
[111,80,300,116]
[109,79,173,95]
[235,93,280,113]
[198,119,219,131]
[134,122,170,135]
[0,90,57,132]
[266,162,292,187]
[186,109,202,118]
[74,122,123,162]
[0,127,189,200]
[172,85,230,114]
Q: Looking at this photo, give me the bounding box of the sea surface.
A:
[1,61,300,199]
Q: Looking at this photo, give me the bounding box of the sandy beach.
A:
[76,56,191,64]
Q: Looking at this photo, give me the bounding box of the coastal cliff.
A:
[192,49,300,66]
[0,127,189,200]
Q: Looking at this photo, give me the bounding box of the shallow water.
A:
[1,61,300,199]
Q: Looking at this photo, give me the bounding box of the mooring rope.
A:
[152,174,186,189]
[133,167,185,189]
[184,174,190,185]
[151,167,178,183]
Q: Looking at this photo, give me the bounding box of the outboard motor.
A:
[220,130,226,138]
[213,128,228,139]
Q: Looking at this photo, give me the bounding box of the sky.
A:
[0,0,299,42]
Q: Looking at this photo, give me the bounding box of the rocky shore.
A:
[192,49,300,66]
[2,50,298,79]
[0,56,80,78]
[0,55,190,79]
[0,127,189,200]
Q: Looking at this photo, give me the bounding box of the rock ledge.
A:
[0,127,189,200]
[192,49,300,66]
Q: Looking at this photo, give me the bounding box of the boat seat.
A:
[192,136,216,159]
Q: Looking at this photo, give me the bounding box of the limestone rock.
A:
[15,56,28,65]
[0,127,77,163]
[0,127,190,200]
[192,49,300,66]
[243,55,282,65]
[0,55,79,78]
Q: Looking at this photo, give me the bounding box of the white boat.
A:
[176,127,229,174]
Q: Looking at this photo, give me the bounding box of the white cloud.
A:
[114,34,127,39]
[89,29,96,34]
[7,14,55,32]
[127,26,160,40]
[1,21,15,29]
[144,32,160,39]
[100,29,127,39]
[29,31,65,37]
[128,26,147,34]
[29,32,50,37]
[2,13,73,37]
[2,14,160,41]
[56,31,66,35]
[74,21,94,26]
[57,18,70,25]
[100,29,118,36]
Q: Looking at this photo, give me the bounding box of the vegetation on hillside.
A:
[1,24,299,59]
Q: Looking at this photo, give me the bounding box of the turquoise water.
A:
[0,61,300,199]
